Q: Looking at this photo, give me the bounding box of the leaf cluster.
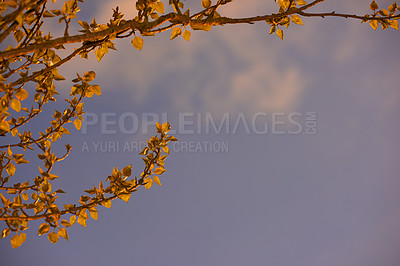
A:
[0,0,398,248]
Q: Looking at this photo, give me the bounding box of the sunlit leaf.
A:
[15,89,28,101]
[85,71,96,81]
[0,121,10,132]
[73,119,82,130]
[101,200,111,208]
[144,178,153,189]
[296,0,307,6]
[61,220,71,227]
[13,29,24,42]
[183,30,191,41]
[291,15,303,25]
[154,176,162,186]
[92,85,101,96]
[77,20,90,30]
[6,163,16,176]
[162,122,171,132]
[1,228,10,239]
[369,19,378,30]
[77,216,87,227]
[118,193,131,203]
[370,0,378,11]
[58,228,69,241]
[11,233,26,248]
[270,25,276,34]
[155,2,164,13]
[43,10,56,17]
[122,164,132,177]
[89,208,98,220]
[154,167,166,175]
[10,99,21,112]
[70,215,76,225]
[202,0,211,9]
[190,21,212,31]
[21,193,28,201]
[48,232,59,243]
[389,20,399,30]
[132,36,144,50]
[171,27,182,40]
[38,223,50,236]
[276,28,284,40]
[95,47,105,61]
[162,146,169,154]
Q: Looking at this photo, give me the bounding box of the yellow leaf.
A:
[84,71,96,81]
[6,163,15,176]
[276,29,284,40]
[48,232,59,243]
[369,20,378,30]
[269,26,276,34]
[388,3,397,12]
[202,0,211,9]
[15,89,28,101]
[21,193,28,201]
[154,167,166,175]
[155,2,164,13]
[11,128,18,137]
[38,223,50,236]
[162,122,171,132]
[370,0,378,11]
[389,20,399,30]
[162,146,169,154]
[168,136,178,141]
[1,228,10,239]
[92,85,101,96]
[58,228,69,241]
[61,219,71,227]
[279,0,290,9]
[296,0,307,6]
[10,99,21,112]
[95,47,105,62]
[89,208,98,220]
[101,200,112,208]
[183,30,191,41]
[0,121,10,132]
[79,209,88,219]
[171,27,182,40]
[154,176,162,186]
[43,10,55,17]
[132,36,144,50]
[190,21,212,31]
[144,178,153,189]
[70,215,76,225]
[291,15,303,25]
[380,9,389,16]
[122,164,132,177]
[118,193,131,203]
[73,119,82,130]
[77,216,87,227]
[11,233,26,248]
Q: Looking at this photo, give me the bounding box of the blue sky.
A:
[1,0,400,265]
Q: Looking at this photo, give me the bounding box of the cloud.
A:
[70,0,309,116]
[55,0,389,115]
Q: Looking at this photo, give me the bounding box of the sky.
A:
[1,0,400,265]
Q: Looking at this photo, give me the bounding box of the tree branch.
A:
[1,2,398,61]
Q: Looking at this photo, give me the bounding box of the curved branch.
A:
[298,11,400,21]
[0,14,176,61]
[0,143,162,222]
[1,1,398,61]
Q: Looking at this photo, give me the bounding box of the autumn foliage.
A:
[0,0,398,248]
